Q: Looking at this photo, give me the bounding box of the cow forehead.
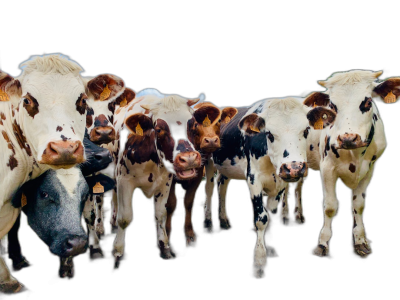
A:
[329,83,373,105]
[155,108,193,128]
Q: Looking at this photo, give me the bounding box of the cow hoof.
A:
[271,208,277,214]
[266,246,278,257]
[59,257,74,278]
[295,214,305,224]
[282,216,289,225]
[96,225,105,238]
[219,219,231,230]
[186,235,196,246]
[160,248,175,259]
[89,246,104,259]
[111,225,119,234]
[204,219,213,232]
[0,279,24,293]
[354,243,371,257]
[313,244,329,257]
[254,268,265,278]
[114,256,122,269]
[12,256,30,271]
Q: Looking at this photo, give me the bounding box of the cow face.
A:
[188,102,238,153]
[85,75,127,145]
[311,70,383,150]
[12,168,88,258]
[239,98,335,182]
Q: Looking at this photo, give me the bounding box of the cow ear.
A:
[307,107,336,130]
[115,88,136,107]
[86,74,125,102]
[239,113,265,135]
[373,77,400,104]
[86,174,115,194]
[11,180,35,208]
[125,113,153,136]
[0,71,22,101]
[193,105,220,126]
[221,107,238,124]
[303,92,330,107]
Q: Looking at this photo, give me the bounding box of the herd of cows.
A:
[0,54,397,293]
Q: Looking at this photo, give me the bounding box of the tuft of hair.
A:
[321,70,379,88]
[265,97,304,116]
[20,54,83,76]
[149,94,190,115]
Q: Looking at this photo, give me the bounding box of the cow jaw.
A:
[177,168,197,180]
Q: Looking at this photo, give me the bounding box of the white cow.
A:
[209,97,335,277]
[0,54,120,293]
[297,70,393,257]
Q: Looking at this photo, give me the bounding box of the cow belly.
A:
[215,156,246,180]
[0,201,20,239]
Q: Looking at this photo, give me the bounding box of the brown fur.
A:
[374,78,400,99]
[306,107,336,128]
[12,120,32,156]
[76,93,88,115]
[303,92,330,107]
[86,74,125,101]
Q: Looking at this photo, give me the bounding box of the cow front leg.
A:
[0,256,23,293]
[184,170,202,245]
[113,177,135,268]
[94,194,105,237]
[155,177,175,259]
[217,173,231,229]
[281,188,289,225]
[83,195,103,259]
[294,178,305,224]
[7,215,29,271]
[352,167,374,257]
[59,257,74,278]
[314,168,338,257]
[110,187,118,233]
[165,180,177,239]
[204,157,215,231]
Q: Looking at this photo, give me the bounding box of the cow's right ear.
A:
[11,180,35,208]
[125,113,153,136]
[373,77,400,104]
[303,92,330,107]
[221,107,238,124]
[238,113,265,136]
[115,88,136,107]
[86,74,125,102]
[307,107,336,129]
[0,71,22,101]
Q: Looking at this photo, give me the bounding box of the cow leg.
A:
[83,195,103,259]
[184,170,202,245]
[110,187,118,233]
[314,169,338,257]
[0,236,6,255]
[217,173,231,229]
[0,257,23,293]
[352,167,373,257]
[204,157,215,231]
[155,176,175,259]
[8,215,30,271]
[94,194,105,238]
[166,180,177,239]
[113,178,136,268]
[294,178,305,224]
[59,257,74,278]
[281,188,289,225]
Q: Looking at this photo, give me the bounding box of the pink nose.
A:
[40,140,85,166]
[201,136,220,152]
[279,162,308,182]
[337,134,366,149]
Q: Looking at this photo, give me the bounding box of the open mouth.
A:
[281,177,301,183]
[177,168,196,179]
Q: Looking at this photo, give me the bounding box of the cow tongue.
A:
[181,169,194,176]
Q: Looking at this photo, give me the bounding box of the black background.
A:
[0,4,400,299]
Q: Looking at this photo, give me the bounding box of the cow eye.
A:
[23,98,30,105]
[82,98,86,104]
[40,191,49,198]
[156,128,161,133]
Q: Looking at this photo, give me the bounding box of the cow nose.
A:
[201,136,220,152]
[175,151,201,168]
[63,235,88,257]
[40,140,85,167]
[337,133,364,149]
[279,162,308,182]
[90,126,116,144]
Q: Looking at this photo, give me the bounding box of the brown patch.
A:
[221,107,238,124]
[239,113,265,135]
[23,93,39,118]
[353,195,357,200]
[87,74,125,101]
[2,130,15,154]
[303,92,330,107]
[7,153,18,170]
[124,130,159,167]
[71,127,75,134]
[76,93,88,115]
[374,78,400,103]
[0,71,22,99]
[12,120,32,156]
[56,126,63,132]
[349,163,356,173]
[325,208,335,218]
[177,121,182,125]
[115,88,136,107]
[307,107,336,129]
[154,119,174,162]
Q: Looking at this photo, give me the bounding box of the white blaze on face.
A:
[56,167,81,197]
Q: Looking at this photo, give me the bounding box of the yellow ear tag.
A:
[313,102,317,108]
[99,85,111,101]
[250,125,260,133]
[93,182,104,194]
[120,97,127,107]
[314,115,325,130]
[135,123,143,136]
[224,116,231,123]
[21,193,27,207]
[203,115,211,127]
[384,91,397,103]
[0,89,9,102]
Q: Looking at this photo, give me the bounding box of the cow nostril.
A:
[65,240,74,250]
[283,164,291,173]
[95,130,101,136]
[204,138,209,144]
[49,143,59,154]
[352,136,357,142]
[179,156,187,164]
[94,154,103,161]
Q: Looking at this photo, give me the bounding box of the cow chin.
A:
[175,168,198,180]
[280,176,301,183]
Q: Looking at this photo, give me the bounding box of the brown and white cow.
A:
[165,102,238,245]
[0,54,104,293]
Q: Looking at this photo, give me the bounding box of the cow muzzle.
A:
[56,234,88,258]
[337,134,366,149]
[40,140,85,168]
[200,136,221,152]
[174,151,202,180]
[90,126,116,145]
[279,162,308,182]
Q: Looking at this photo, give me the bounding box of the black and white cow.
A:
[296,70,392,257]
[208,97,335,277]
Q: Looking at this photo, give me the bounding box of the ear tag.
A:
[314,117,324,130]
[99,85,111,101]
[0,89,9,102]
[21,193,27,207]
[384,91,397,103]
[93,182,104,194]
[135,123,143,136]
[313,102,317,108]
[224,116,231,123]
[120,97,127,107]
[250,125,260,133]
[203,115,211,127]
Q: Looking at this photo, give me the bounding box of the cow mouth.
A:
[280,177,301,183]
[177,168,196,179]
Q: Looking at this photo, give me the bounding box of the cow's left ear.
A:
[307,107,336,130]
[373,78,400,104]
[11,180,36,208]
[125,113,154,136]
[115,88,136,107]
[193,104,220,126]
[86,174,115,195]
[239,113,265,135]
[303,92,330,107]
[221,107,238,124]
[86,74,125,102]
[0,71,22,101]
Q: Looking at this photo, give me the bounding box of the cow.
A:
[297,70,394,257]
[165,102,238,244]
[113,89,203,267]
[0,54,123,293]
[207,97,335,277]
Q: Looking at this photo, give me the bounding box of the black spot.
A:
[359,97,373,114]
[61,135,69,141]
[253,103,264,114]
[267,132,274,143]
[275,188,285,202]
[148,173,153,182]
[248,174,255,185]
[303,127,310,139]
[310,144,314,151]
[365,124,375,146]
[371,155,377,161]
[329,102,338,113]
[373,114,378,122]
[283,150,289,158]
[251,193,268,225]
[349,163,356,173]
[272,173,276,183]
[211,177,214,183]
[331,145,340,158]
[324,136,331,157]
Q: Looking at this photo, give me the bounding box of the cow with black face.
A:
[209,97,335,277]
[299,70,393,258]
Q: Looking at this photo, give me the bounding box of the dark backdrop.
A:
[0,7,400,299]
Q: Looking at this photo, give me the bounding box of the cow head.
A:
[12,168,88,258]
[85,74,127,145]
[188,102,238,153]
[239,98,336,182]
[307,70,388,150]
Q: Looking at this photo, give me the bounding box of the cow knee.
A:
[324,203,338,218]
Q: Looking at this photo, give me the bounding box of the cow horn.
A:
[140,104,151,110]
[187,93,204,107]
[374,70,383,78]
[317,80,326,87]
